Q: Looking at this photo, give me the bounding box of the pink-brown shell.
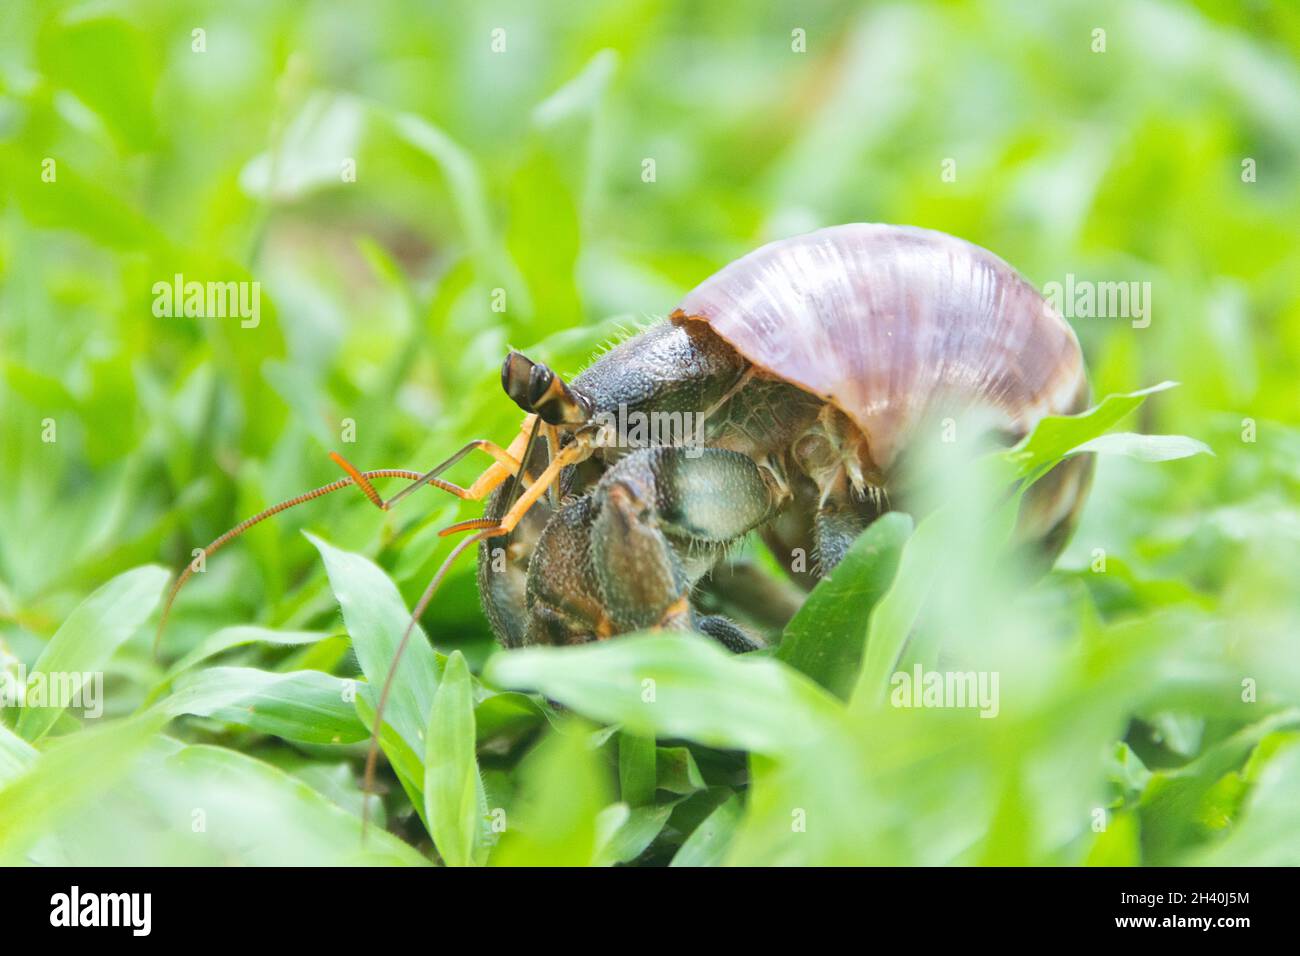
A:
[674,224,1087,473]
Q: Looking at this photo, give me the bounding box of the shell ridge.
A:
[675,224,1087,471]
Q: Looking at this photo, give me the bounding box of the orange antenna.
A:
[154,468,431,656]
[329,452,386,510]
[437,516,500,537]
[153,420,550,658]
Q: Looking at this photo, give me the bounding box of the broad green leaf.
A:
[777,512,912,697]
[160,667,366,744]
[485,634,845,755]
[1139,709,1300,863]
[1197,771,1248,833]
[1001,382,1177,482]
[424,651,487,867]
[1072,432,1214,462]
[725,748,883,867]
[355,692,428,830]
[601,802,677,865]
[492,723,610,866]
[671,793,744,867]
[290,761,386,829]
[619,732,657,807]
[158,625,330,685]
[149,745,427,866]
[1195,735,1300,865]
[475,691,545,745]
[308,534,441,758]
[1149,712,1204,758]
[0,145,163,249]
[0,713,165,863]
[850,508,964,711]
[18,566,169,741]
[1073,556,1212,615]
[657,746,708,796]
[593,802,632,865]
[39,15,159,151]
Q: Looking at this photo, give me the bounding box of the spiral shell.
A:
[674,224,1088,473]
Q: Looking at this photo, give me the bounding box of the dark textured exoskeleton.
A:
[476,224,1093,650]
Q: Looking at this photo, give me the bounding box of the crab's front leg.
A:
[524,446,783,649]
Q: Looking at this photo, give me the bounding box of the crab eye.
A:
[527,363,556,407]
[501,351,537,412]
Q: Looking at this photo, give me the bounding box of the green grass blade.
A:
[618,732,657,807]
[158,625,330,685]
[355,692,429,831]
[485,633,845,756]
[155,745,428,866]
[777,512,912,697]
[159,666,367,744]
[656,745,708,796]
[1193,734,1300,865]
[1072,431,1214,462]
[0,713,166,863]
[424,650,486,866]
[17,565,169,741]
[1001,382,1178,482]
[849,508,963,711]
[600,802,677,866]
[670,793,744,867]
[491,723,611,866]
[307,533,442,758]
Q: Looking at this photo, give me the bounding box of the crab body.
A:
[477,224,1093,649]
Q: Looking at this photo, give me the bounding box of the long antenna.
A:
[153,469,432,657]
[153,429,530,657]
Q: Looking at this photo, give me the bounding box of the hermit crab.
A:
[473,224,1092,651]
[157,223,1091,797]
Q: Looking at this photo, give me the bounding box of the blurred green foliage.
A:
[0,0,1298,864]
